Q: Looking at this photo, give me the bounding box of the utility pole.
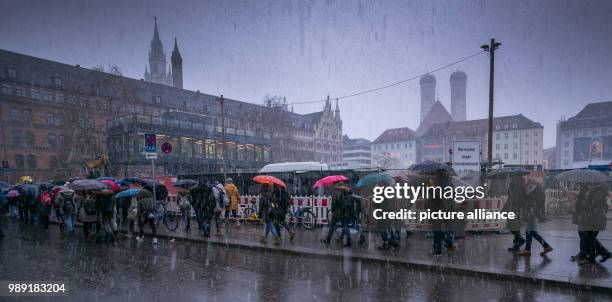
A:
[481,39,501,172]
[219,94,227,179]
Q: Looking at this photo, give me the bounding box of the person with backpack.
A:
[38,188,53,230]
[78,191,98,239]
[224,178,240,226]
[210,180,227,236]
[516,177,553,256]
[258,184,279,244]
[136,189,157,244]
[56,189,77,234]
[177,190,192,233]
[95,190,116,243]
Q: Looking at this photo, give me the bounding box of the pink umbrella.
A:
[100,180,120,192]
[7,190,20,198]
[313,175,349,188]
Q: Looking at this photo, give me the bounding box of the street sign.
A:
[145,153,158,160]
[452,140,481,173]
[144,134,157,153]
[161,142,173,154]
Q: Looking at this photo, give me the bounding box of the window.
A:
[7,68,16,78]
[1,84,11,95]
[26,155,37,169]
[495,133,500,140]
[10,108,20,121]
[504,133,508,139]
[25,131,35,146]
[495,144,499,150]
[23,109,32,121]
[53,77,62,87]
[46,112,55,126]
[12,130,22,145]
[153,96,161,104]
[513,153,517,159]
[15,87,27,97]
[48,133,57,147]
[504,143,508,150]
[534,131,538,137]
[513,132,517,138]
[504,153,508,159]
[15,154,24,169]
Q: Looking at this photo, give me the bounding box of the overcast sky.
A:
[2,0,612,148]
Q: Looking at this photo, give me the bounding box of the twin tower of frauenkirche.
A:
[144,17,183,89]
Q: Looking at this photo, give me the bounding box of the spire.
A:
[153,17,160,43]
[325,95,331,111]
[171,37,181,59]
[335,99,341,122]
[171,37,183,89]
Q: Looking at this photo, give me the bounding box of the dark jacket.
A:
[56,189,77,215]
[574,184,608,231]
[523,184,546,230]
[503,179,526,231]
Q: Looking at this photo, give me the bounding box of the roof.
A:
[259,162,329,173]
[372,127,416,144]
[343,136,371,147]
[416,101,454,136]
[421,114,543,138]
[559,101,612,130]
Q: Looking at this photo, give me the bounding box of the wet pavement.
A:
[1,220,612,302]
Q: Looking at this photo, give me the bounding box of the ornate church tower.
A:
[171,37,183,89]
[144,17,169,85]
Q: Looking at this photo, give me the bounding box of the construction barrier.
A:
[404,198,507,232]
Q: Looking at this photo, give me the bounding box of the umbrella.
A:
[96,177,116,181]
[486,167,529,179]
[139,180,168,200]
[409,161,457,176]
[68,179,107,191]
[7,190,20,198]
[20,184,38,197]
[253,175,286,188]
[115,177,142,186]
[173,179,199,189]
[556,169,609,184]
[33,182,53,191]
[355,172,395,189]
[0,181,10,189]
[313,175,348,188]
[100,180,120,192]
[116,188,142,199]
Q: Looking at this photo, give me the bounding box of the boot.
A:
[260,236,267,244]
[273,236,281,246]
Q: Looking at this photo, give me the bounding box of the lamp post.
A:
[481,39,502,172]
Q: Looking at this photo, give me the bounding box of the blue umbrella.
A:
[409,161,457,176]
[116,188,142,199]
[355,172,395,189]
[115,177,142,186]
[0,181,11,189]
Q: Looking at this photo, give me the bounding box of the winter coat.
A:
[331,185,352,220]
[78,195,98,223]
[137,197,156,220]
[38,192,53,216]
[503,181,526,232]
[258,191,273,222]
[56,189,77,216]
[574,184,608,231]
[522,184,546,231]
[224,183,240,211]
[95,191,116,220]
[211,183,226,211]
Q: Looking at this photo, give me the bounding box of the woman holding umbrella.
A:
[253,175,286,245]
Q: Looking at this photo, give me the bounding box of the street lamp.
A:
[481,39,501,172]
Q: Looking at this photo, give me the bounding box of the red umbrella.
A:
[100,180,120,192]
[253,175,286,188]
[313,175,349,188]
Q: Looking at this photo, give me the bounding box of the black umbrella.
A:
[173,179,199,189]
[486,167,529,179]
[409,161,457,176]
[140,180,168,200]
[556,169,609,184]
[68,179,107,191]
[0,181,10,189]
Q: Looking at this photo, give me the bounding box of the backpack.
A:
[62,195,75,213]
[83,201,97,216]
[214,185,230,208]
[178,195,191,210]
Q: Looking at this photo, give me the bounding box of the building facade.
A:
[555,101,612,169]
[371,127,417,169]
[339,135,371,168]
[0,48,341,181]
[418,114,544,168]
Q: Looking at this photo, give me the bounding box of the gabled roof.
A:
[417,101,454,136]
[560,101,612,130]
[373,127,416,144]
[421,114,542,138]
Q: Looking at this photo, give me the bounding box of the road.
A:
[0,221,611,302]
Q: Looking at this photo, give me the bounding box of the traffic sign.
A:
[144,134,157,153]
[146,153,158,160]
[161,142,173,154]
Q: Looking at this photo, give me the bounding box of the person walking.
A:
[56,189,77,235]
[224,178,241,226]
[125,196,139,238]
[95,190,116,243]
[78,191,98,240]
[210,180,226,236]
[517,177,553,256]
[259,184,279,245]
[427,171,455,256]
[38,188,53,230]
[504,175,527,252]
[573,183,610,263]
[177,190,192,233]
[136,190,157,244]
[321,182,352,247]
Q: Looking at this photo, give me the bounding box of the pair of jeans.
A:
[326,217,341,242]
[511,230,526,249]
[64,213,76,232]
[181,208,191,231]
[525,231,549,250]
[263,221,279,238]
[433,231,454,254]
[138,216,157,238]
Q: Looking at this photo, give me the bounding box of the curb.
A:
[47,220,612,294]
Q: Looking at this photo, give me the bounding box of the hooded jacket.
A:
[56,189,77,215]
